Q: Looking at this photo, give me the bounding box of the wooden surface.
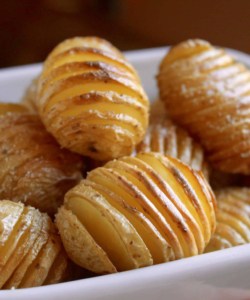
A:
[0,0,249,68]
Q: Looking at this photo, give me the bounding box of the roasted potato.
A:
[0,200,68,289]
[37,37,149,161]
[0,103,83,215]
[205,188,250,252]
[158,39,250,174]
[135,118,209,177]
[56,152,216,274]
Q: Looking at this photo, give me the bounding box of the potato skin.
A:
[37,36,149,161]
[0,107,83,215]
[0,200,68,289]
[56,206,117,274]
[135,118,209,178]
[205,188,250,253]
[158,39,250,174]
[57,152,216,274]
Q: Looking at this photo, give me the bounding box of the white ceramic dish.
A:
[0,47,250,300]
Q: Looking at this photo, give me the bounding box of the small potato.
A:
[56,152,216,274]
[0,103,83,215]
[205,188,250,253]
[37,37,149,161]
[158,39,250,174]
[135,118,209,178]
[0,200,68,289]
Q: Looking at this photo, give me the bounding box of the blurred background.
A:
[1,0,250,68]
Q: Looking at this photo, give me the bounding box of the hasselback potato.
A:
[158,39,250,174]
[205,188,250,252]
[0,200,68,289]
[0,103,83,215]
[135,119,209,177]
[56,152,216,274]
[37,37,149,161]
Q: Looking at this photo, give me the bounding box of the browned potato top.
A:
[135,118,209,177]
[37,37,149,161]
[0,104,83,215]
[158,39,250,174]
[205,188,250,252]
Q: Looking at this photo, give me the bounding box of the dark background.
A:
[1,0,250,68]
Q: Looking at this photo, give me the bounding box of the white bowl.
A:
[0,47,250,300]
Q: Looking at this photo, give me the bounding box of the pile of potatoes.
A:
[1,36,250,289]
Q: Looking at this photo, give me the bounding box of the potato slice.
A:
[56,206,116,274]
[43,251,68,285]
[165,156,216,242]
[43,48,137,82]
[206,188,250,252]
[4,214,50,289]
[133,153,215,245]
[40,72,145,110]
[0,207,42,288]
[83,179,171,264]
[118,156,205,253]
[47,37,126,61]
[135,118,209,178]
[0,206,33,267]
[19,236,60,288]
[0,200,68,290]
[64,184,152,270]
[104,160,197,258]
[0,201,24,250]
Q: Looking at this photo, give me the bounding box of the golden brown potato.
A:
[158,39,250,174]
[135,118,209,177]
[0,103,83,215]
[56,152,216,274]
[0,200,68,289]
[205,188,250,252]
[37,36,149,161]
